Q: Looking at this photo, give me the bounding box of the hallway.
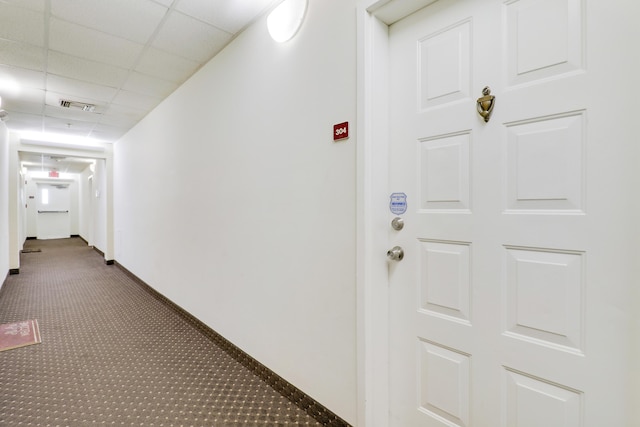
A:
[0,238,346,426]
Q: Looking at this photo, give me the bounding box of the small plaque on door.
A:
[389,192,407,215]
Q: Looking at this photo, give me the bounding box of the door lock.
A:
[391,217,404,231]
[387,246,404,261]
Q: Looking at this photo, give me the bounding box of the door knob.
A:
[387,246,404,261]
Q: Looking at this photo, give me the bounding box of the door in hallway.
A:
[387,0,637,425]
[36,183,71,239]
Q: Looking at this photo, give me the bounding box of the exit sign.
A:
[333,122,349,141]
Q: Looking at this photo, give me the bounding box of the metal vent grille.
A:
[59,99,96,112]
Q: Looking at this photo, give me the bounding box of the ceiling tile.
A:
[2,88,45,114]
[43,113,96,131]
[99,112,142,129]
[90,123,128,141]
[152,11,233,63]
[135,47,200,84]
[0,3,45,46]
[49,18,145,69]
[0,65,45,90]
[176,0,275,33]
[101,103,147,124]
[45,103,106,120]
[48,51,128,89]
[0,39,45,72]
[46,74,118,103]
[51,0,168,44]
[0,0,46,13]
[43,124,95,139]
[122,72,179,98]
[2,111,43,132]
[3,99,44,116]
[112,90,162,111]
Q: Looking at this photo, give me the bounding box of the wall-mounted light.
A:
[0,95,6,122]
[267,0,308,43]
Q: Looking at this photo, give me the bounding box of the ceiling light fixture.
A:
[19,131,105,152]
[267,0,308,43]
[0,96,6,121]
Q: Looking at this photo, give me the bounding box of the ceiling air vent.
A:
[59,99,96,112]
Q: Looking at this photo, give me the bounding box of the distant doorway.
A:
[36,182,71,239]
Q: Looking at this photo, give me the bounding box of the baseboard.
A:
[90,245,114,266]
[26,236,37,240]
[114,260,350,427]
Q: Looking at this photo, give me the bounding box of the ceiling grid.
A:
[0,0,279,144]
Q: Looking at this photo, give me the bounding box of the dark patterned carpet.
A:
[0,238,344,426]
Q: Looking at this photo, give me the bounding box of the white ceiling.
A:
[0,0,279,146]
[21,151,96,174]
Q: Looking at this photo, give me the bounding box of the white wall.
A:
[18,168,26,245]
[69,178,79,236]
[0,121,9,285]
[114,0,357,422]
[78,166,93,245]
[92,159,107,254]
[8,133,21,270]
[25,175,37,238]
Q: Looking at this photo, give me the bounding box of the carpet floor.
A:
[0,238,338,426]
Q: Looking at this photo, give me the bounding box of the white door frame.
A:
[356,1,437,425]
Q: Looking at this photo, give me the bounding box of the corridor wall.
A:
[114,0,357,422]
[0,122,8,286]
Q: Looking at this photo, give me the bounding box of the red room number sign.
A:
[333,122,349,141]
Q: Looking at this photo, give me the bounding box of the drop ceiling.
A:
[0,0,279,144]
[20,151,95,174]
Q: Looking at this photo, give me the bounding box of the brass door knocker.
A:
[476,86,495,122]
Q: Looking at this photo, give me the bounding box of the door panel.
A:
[389,1,494,424]
[387,0,636,425]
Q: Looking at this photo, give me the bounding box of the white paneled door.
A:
[386,0,637,425]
